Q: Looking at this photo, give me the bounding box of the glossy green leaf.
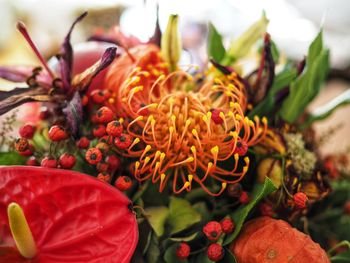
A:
[331,251,350,263]
[220,249,238,263]
[302,89,350,128]
[194,252,214,263]
[167,197,201,235]
[169,232,198,242]
[223,177,277,245]
[248,68,297,118]
[225,12,269,64]
[146,233,161,263]
[208,23,226,62]
[280,30,330,123]
[0,152,26,165]
[145,206,169,237]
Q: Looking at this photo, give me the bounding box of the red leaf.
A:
[0,166,138,262]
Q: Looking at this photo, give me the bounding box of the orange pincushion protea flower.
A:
[104,45,267,195]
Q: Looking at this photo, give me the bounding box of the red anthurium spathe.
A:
[0,166,138,262]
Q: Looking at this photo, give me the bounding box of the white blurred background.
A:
[1,0,350,68]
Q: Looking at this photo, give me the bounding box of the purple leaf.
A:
[149,4,161,47]
[63,91,83,137]
[210,59,234,75]
[0,66,36,82]
[88,35,120,45]
[59,12,88,92]
[72,47,117,91]
[0,87,50,116]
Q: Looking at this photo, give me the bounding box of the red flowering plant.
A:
[0,10,350,263]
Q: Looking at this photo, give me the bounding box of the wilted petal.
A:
[0,66,36,82]
[59,11,88,91]
[72,47,117,91]
[63,91,83,137]
[0,87,50,116]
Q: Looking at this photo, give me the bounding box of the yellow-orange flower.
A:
[104,46,267,195]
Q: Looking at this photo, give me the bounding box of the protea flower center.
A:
[105,47,267,195]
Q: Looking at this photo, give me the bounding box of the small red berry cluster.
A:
[14,123,78,169]
[203,218,234,261]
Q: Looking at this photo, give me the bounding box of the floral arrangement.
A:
[0,10,350,263]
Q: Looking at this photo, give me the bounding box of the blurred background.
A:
[0,0,349,154]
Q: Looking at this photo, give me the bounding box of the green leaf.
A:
[224,12,269,64]
[207,23,226,62]
[219,249,238,263]
[248,68,297,118]
[145,206,169,237]
[193,202,211,223]
[223,177,277,245]
[194,252,214,263]
[164,244,189,263]
[146,233,161,263]
[169,232,198,242]
[0,152,26,165]
[270,39,280,62]
[302,89,350,128]
[279,30,330,123]
[331,251,350,263]
[167,197,201,235]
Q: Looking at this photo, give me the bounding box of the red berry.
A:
[114,134,132,149]
[106,120,123,137]
[324,158,338,179]
[18,145,34,156]
[59,153,76,169]
[19,124,36,139]
[14,138,29,152]
[48,125,68,141]
[259,203,274,217]
[176,242,190,260]
[81,95,89,106]
[85,148,103,165]
[344,201,350,215]
[115,176,133,191]
[207,243,224,261]
[94,106,115,123]
[106,155,121,172]
[93,125,106,138]
[39,106,51,120]
[220,217,235,234]
[26,156,39,166]
[233,140,248,156]
[239,191,250,204]
[203,221,222,241]
[211,109,224,125]
[77,137,90,149]
[97,162,110,172]
[90,89,107,104]
[41,157,58,168]
[97,172,111,183]
[293,192,308,209]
